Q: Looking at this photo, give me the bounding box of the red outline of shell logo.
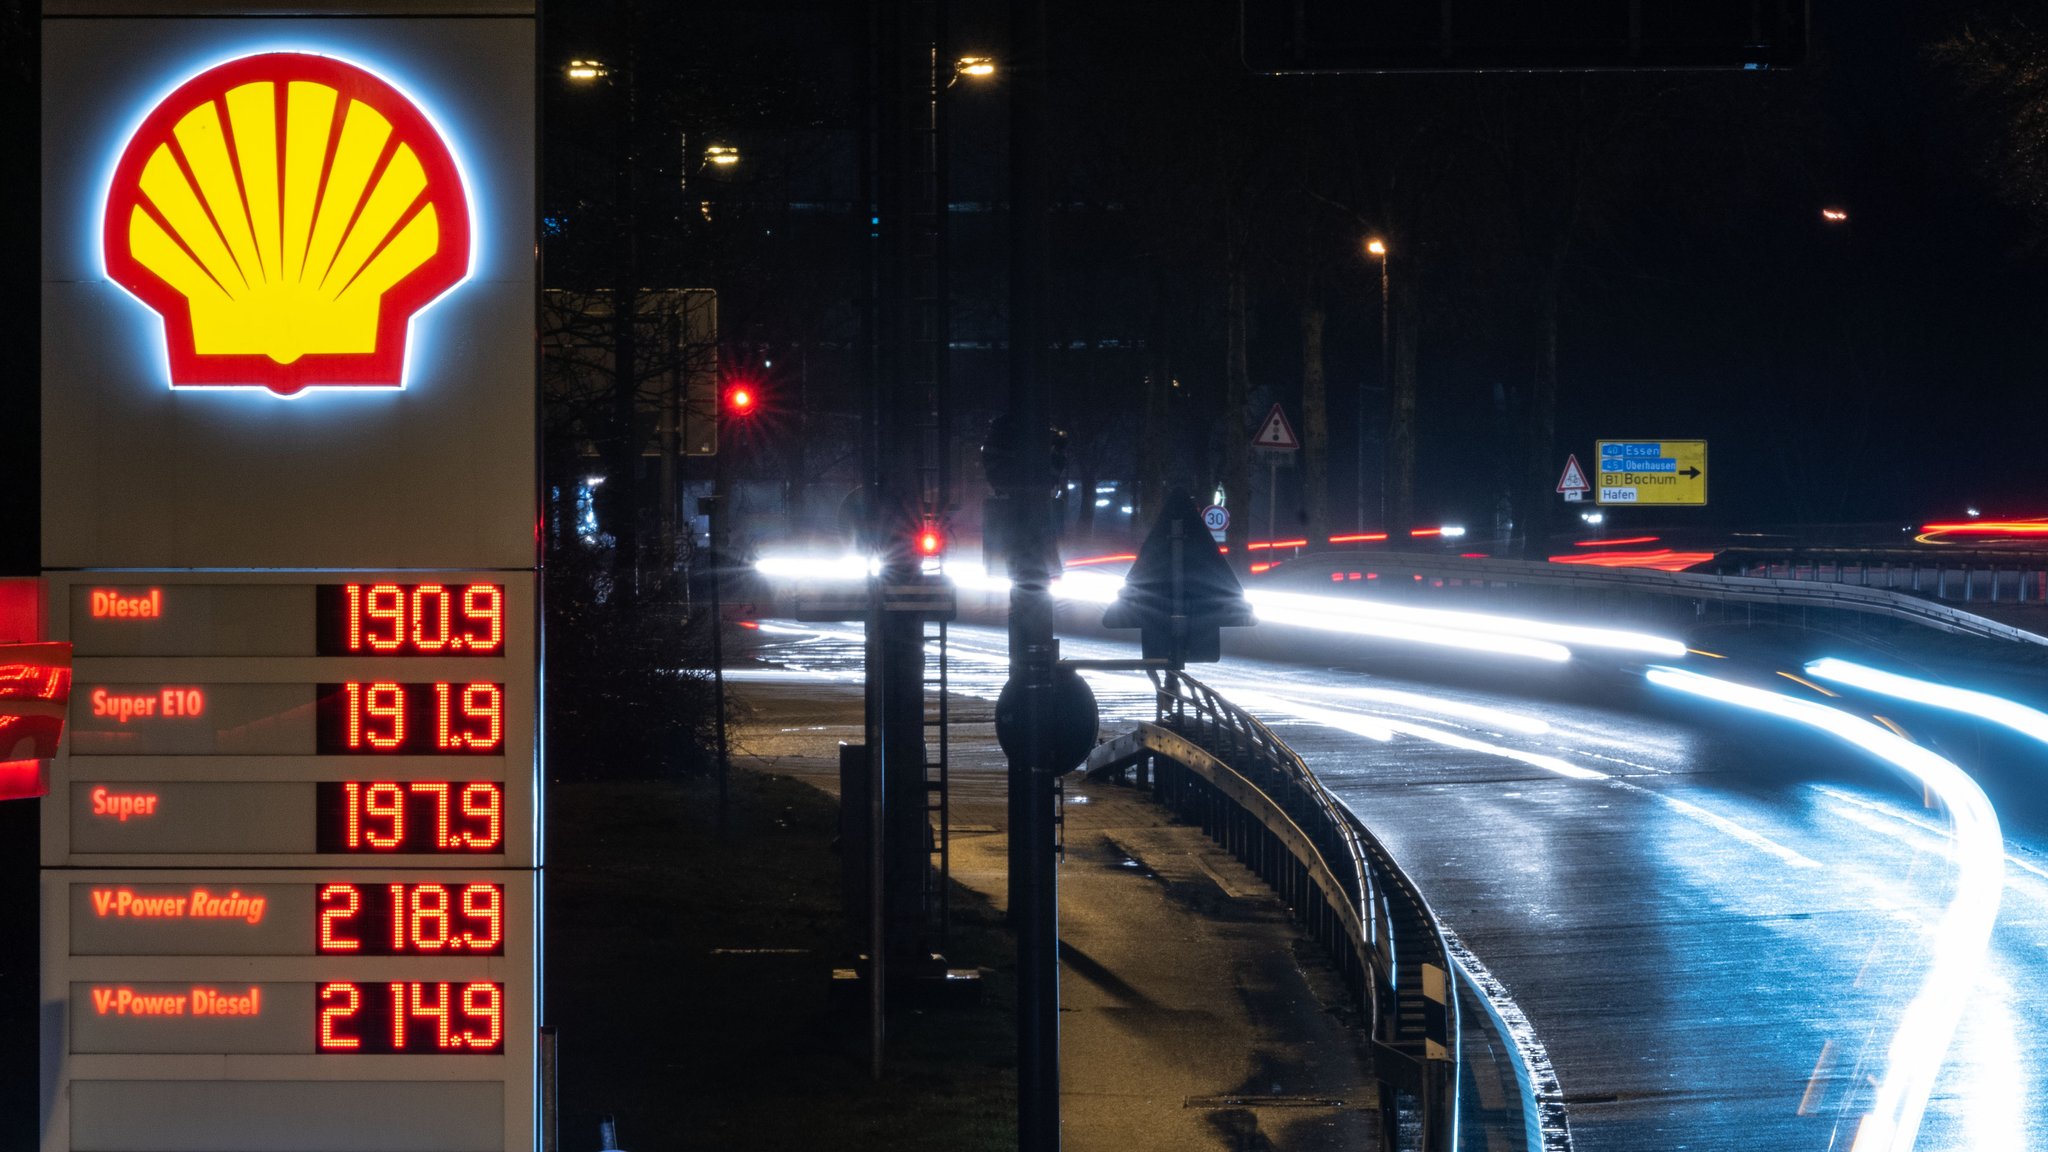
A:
[104,53,470,396]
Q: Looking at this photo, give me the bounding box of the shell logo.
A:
[104,53,470,395]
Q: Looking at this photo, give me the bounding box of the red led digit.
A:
[462,584,504,652]
[409,781,455,847]
[463,683,503,750]
[346,584,363,650]
[435,682,453,749]
[342,781,363,848]
[319,982,362,1050]
[461,783,503,849]
[364,584,404,651]
[363,782,405,849]
[318,884,361,952]
[407,981,455,1049]
[391,981,409,1050]
[461,983,503,1049]
[411,883,452,951]
[461,884,503,950]
[364,682,405,749]
[412,584,452,651]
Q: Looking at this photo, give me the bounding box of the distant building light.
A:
[1094,499,1111,508]
[1820,206,1849,223]
[1120,505,1134,514]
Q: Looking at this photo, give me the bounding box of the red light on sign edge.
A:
[0,759,47,801]
[0,580,44,645]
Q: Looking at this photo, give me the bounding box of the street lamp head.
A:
[564,59,608,82]
[1820,206,1849,223]
[705,144,741,167]
[1365,237,1387,258]
[955,55,997,79]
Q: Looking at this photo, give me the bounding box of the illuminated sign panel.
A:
[317,582,506,655]
[315,682,507,754]
[317,781,505,852]
[41,5,535,1148]
[104,53,470,395]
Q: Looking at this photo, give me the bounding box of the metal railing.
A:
[1084,668,1458,1152]
[1708,546,2048,606]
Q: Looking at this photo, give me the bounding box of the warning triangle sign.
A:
[1556,454,1590,493]
[1252,404,1299,450]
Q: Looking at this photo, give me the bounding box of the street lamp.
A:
[704,144,741,167]
[1820,206,1849,224]
[1362,236,1389,533]
[952,54,997,85]
[564,58,607,82]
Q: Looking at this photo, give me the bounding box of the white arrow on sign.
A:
[1556,453,1591,493]
[1252,403,1300,450]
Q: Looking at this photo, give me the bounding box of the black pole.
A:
[711,437,729,837]
[1007,0,1059,1146]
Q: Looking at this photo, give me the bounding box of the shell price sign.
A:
[42,7,537,1152]
[1595,440,1708,506]
[104,53,471,394]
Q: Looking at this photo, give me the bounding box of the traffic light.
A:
[915,523,944,559]
[724,383,757,417]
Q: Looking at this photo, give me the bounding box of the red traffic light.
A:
[916,526,944,557]
[725,385,757,416]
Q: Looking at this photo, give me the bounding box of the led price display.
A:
[317,583,505,656]
[316,781,504,853]
[317,981,504,1054]
[315,682,505,754]
[317,882,504,954]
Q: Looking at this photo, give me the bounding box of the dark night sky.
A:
[8,0,2048,564]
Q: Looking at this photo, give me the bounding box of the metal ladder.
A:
[922,615,950,941]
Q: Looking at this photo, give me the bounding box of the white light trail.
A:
[1646,665,2004,1152]
[1249,595,1572,663]
[1251,589,1684,659]
[1319,685,1552,735]
[753,553,874,580]
[758,554,1688,663]
[1806,657,2048,748]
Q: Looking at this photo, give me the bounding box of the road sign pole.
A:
[1008,0,1060,1145]
[1267,454,1279,541]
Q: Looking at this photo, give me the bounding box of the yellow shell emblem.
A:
[104,53,470,395]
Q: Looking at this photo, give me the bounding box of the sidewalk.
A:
[734,681,1381,1151]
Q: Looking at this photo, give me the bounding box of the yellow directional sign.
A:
[1594,440,1708,506]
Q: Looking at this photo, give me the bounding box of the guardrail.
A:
[1293,550,2048,646]
[1707,546,2048,606]
[1083,668,1458,1152]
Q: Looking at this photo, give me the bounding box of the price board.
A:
[40,6,538,1151]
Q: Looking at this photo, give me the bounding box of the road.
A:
[741,604,2048,1152]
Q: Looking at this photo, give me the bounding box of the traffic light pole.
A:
[1007,0,1059,1146]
